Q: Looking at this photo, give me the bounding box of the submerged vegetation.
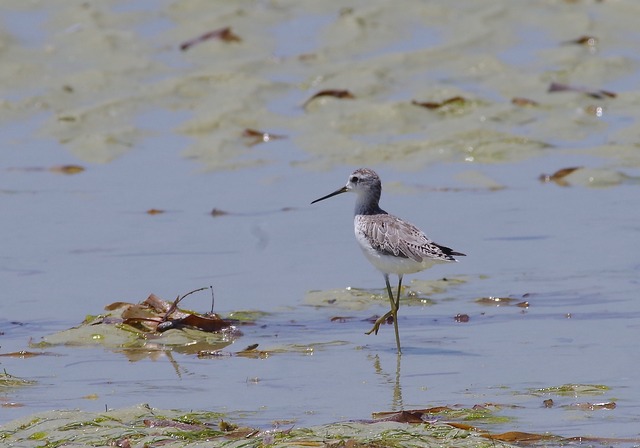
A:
[1,401,633,447]
[0,404,539,447]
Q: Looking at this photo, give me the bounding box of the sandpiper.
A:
[311,168,465,353]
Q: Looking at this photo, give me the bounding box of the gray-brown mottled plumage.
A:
[357,212,461,263]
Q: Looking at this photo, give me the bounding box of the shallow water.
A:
[1,0,640,442]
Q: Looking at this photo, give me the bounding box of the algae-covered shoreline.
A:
[0,404,535,447]
[4,402,636,447]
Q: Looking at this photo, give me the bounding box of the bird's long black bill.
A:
[311,186,348,204]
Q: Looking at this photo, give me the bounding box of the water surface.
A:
[1,0,640,442]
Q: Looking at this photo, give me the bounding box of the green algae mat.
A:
[5,402,635,447]
[0,404,524,448]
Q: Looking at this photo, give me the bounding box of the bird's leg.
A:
[366,274,403,355]
[365,274,395,336]
[392,275,403,354]
[365,311,393,335]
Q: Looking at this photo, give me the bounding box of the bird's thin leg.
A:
[366,274,402,353]
[365,310,392,335]
[365,274,395,336]
[365,274,394,334]
[392,275,403,354]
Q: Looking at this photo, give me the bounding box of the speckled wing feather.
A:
[360,213,459,263]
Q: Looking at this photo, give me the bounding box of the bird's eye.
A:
[350,176,358,183]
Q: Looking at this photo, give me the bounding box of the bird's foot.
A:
[365,311,393,335]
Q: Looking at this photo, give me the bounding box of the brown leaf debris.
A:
[548,82,616,99]
[242,128,287,147]
[180,27,241,51]
[303,89,355,108]
[411,96,467,109]
[539,166,582,186]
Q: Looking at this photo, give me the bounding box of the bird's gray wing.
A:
[362,215,453,263]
